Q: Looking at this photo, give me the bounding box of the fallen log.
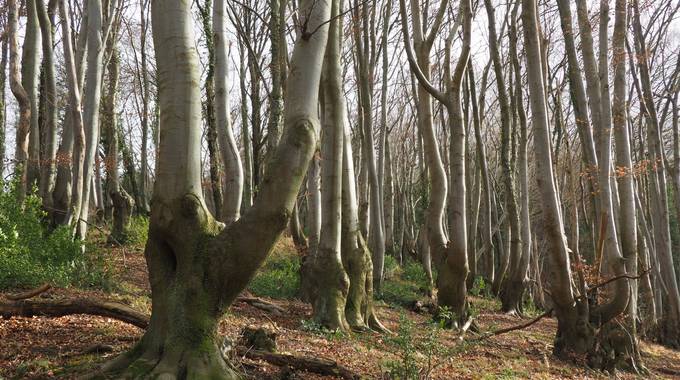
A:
[235,296,286,315]
[235,346,360,380]
[0,298,149,329]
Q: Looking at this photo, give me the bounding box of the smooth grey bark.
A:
[36,0,57,209]
[23,0,42,193]
[55,0,85,226]
[611,0,638,339]
[198,0,224,222]
[52,0,87,225]
[521,0,590,358]
[138,0,151,214]
[311,0,350,330]
[485,0,522,311]
[400,0,470,321]
[103,47,133,243]
[214,0,243,224]
[468,64,494,286]
[632,0,680,347]
[239,49,254,210]
[8,0,31,202]
[0,32,6,176]
[398,0,450,301]
[355,1,385,293]
[100,0,330,376]
[0,31,9,176]
[76,0,113,239]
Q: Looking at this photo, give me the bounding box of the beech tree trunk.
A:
[8,0,32,202]
[36,0,57,209]
[214,0,243,224]
[23,0,42,193]
[100,0,330,376]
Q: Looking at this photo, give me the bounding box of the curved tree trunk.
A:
[214,0,243,224]
[100,0,330,376]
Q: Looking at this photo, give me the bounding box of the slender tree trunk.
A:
[199,0,224,222]
[214,0,243,223]
[0,21,8,176]
[36,0,57,208]
[521,0,592,357]
[76,0,108,239]
[8,0,32,202]
[103,47,133,242]
[23,0,42,193]
[138,0,151,214]
[52,1,87,225]
[485,0,522,311]
[239,51,253,211]
[632,0,680,347]
[469,65,494,286]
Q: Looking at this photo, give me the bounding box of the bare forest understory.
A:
[1,232,679,380]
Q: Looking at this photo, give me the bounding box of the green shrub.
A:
[248,252,300,299]
[0,181,111,289]
[127,216,149,245]
[402,261,432,292]
[470,276,488,297]
[383,255,400,280]
[378,278,422,307]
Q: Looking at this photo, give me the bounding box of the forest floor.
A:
[1,230,680,379]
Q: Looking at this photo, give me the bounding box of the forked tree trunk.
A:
[99,0,330,376]
[75,0,109,239]
[520,0,594,358]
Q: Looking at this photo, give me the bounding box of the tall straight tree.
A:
[632,0,680,347]
[23,0,41,192]
[8,0,31,201]
[99,0,330,375]
[36,0,58,209]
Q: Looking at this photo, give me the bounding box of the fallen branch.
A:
[474,309,553,342]
[5,284,51,301]
[0,298,149,329]
[235,296,286,315]
[235,346,359,380]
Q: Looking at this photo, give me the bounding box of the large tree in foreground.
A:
[99,0,330,376]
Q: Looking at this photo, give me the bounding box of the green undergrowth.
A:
[377,256,433,307]
[0,181,112,290]
[126,215,149,245]
[248,237,301,299]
